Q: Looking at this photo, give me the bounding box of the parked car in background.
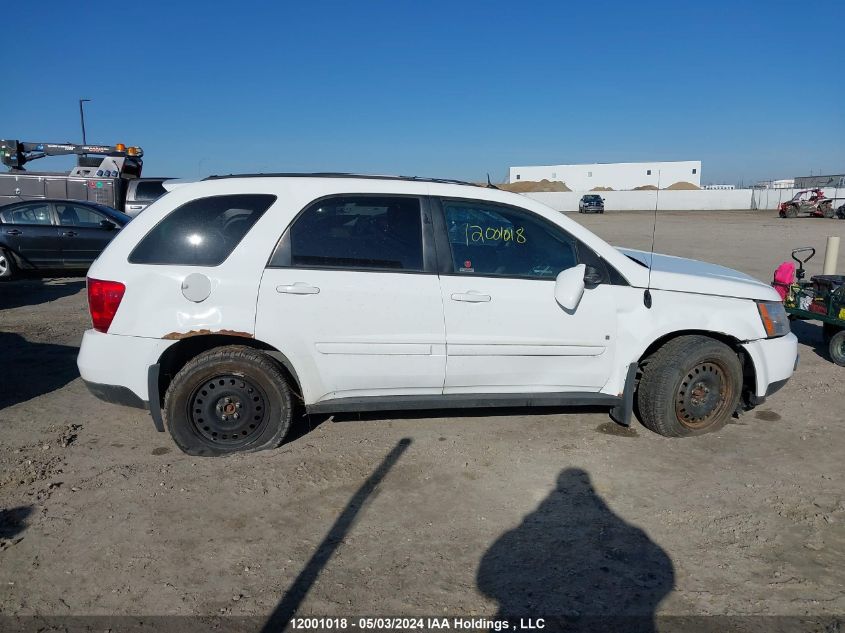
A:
[578,194,605,213]
[0,199,130,280]
[77,174,796,457]
[124,177,173,217]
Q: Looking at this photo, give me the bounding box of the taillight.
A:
[87,278,126,333]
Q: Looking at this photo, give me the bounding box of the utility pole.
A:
[79,99,91,145]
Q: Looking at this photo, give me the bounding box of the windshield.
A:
[583,195,601,202]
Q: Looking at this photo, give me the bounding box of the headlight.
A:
[756,300,791,338]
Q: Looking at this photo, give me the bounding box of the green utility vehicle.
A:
[774,247,845,366]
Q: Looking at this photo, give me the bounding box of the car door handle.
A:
[276,283,320,295]
[62,231,77,237]
[127,205,143,210]
[451,291,491,303]
[5,229,21,236]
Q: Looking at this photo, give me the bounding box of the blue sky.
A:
[4,1,843,184]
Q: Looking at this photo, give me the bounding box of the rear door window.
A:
[0,202,53,225]
[129,194,276,266]
[272,196,424,271]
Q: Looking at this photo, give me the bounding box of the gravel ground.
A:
[0,210,843,629]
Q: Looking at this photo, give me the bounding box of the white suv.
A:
[77,175,798,456]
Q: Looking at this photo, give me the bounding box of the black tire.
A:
[785,205,798,218]
[0,248,15,281]
[822,203,834,219]
[163,345,293,456]
[636,335,743,437]
[829,330,845,367]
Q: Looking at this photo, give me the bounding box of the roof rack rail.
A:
[202,172,481,187]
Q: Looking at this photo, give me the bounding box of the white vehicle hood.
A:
[618,248,779,301]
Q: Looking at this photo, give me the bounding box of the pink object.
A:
[772,261,795,299]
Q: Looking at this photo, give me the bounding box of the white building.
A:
[754,179,795,189]
[508,160,701,191]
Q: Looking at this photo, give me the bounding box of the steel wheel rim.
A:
[188,373,269,447]
[675,361,732,429]
[0,253,7,275]
[833,335,845,362]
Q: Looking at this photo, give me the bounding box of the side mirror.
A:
[602,197,606,201]
[554,264,586,311]
[99,219,116,230]
[584,265,603,286]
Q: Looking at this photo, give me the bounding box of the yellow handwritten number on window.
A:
[464,224,526,245]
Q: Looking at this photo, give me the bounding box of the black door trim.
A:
[306,391,621,415]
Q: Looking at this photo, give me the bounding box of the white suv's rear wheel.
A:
[163,346,293,456]
[636,336,742,437]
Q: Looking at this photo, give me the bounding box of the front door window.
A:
[442,200,578,279]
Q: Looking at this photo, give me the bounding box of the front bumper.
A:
[741,332,799,398]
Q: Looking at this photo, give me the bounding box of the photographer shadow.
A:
[0,332,79,410]
[477,468,674,632]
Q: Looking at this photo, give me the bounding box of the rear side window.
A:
[129,194,276,266]
[274,196,423,271]
[134,180,168,202]
[1,202,53,225]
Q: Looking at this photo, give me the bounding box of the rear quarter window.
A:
[128,194,276,266]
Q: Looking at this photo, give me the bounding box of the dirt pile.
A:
[634,185,658,190]
[498,179,572,193]
[666,181,701,190]
[591,186,614,191]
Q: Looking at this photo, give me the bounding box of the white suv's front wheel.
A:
[636,335,743,437]
[163,346,293,456]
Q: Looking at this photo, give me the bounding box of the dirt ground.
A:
[1,210,843,629]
